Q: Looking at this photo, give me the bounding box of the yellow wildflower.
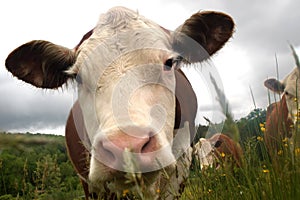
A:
[123,189,129,197]
[294,112,300,118]
[260,127,266,133]
[259,123,265,128]
[278,150,283,156]
[282,138,288,143]
[156,189,160,194]
[294,97,298,102]
[257,136,263,141]
[295,148,300,156]
[220,152,226,157]
[262,169,270,173]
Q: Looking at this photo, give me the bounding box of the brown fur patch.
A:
[5,40,76,88]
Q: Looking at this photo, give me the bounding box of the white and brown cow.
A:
[264,64,300,158]
[5,7,234,199]
[194,133,243,170]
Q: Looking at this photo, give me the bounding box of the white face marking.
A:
[194,138,215,169]
[68,7,186,189]
[282,67,300,123]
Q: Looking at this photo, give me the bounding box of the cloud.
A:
[1,0,300,135]
[199,0,300,111]
[0,78,74,134]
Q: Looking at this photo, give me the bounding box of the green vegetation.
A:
[0,133,84,200]
[183,108,300,200]
[1,109,300,200]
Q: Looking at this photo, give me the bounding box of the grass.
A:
[2,117,300,200]
[3,117,299,199]
[182,136,300,200]
[180,46,300,200]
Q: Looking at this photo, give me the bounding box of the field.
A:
[1,107,300,200]
[0,133,84,200]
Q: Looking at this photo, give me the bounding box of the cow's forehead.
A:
[97,6,159,30]
[93,6,172,51]
[70,6,172,80]
[283,67,300,93]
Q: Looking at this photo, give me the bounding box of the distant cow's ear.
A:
[264,78,285,93]
[5,40,76,89]
[173,11,234,63]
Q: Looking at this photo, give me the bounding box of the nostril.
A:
[141,136,156,153]
[99,141,116,162]
[141,139,150,153]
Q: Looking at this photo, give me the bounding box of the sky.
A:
[0,0,300,135]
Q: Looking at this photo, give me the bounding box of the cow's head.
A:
[264,65,300,124]
[194,133,242,169]
[5,7,234,195]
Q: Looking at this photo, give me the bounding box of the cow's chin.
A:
[88,156,176,197]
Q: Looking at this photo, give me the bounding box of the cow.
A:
[264,67,300,158]
[5,7,234,199]
[264,64,300,159]
[194,133,243,170]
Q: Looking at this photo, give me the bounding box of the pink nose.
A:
[95,128,158,170]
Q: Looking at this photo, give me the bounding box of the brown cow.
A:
[5,7,234,199]
[264,77,296,158]
[194,133,243,169]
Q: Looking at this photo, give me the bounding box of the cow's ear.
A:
[5,40,76,89]
[173,11,234,63]
[264,78,285,93]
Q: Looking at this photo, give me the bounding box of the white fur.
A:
[282,67,300,123]
[194,138,215,169]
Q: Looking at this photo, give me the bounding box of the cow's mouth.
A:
[89,169,162,198]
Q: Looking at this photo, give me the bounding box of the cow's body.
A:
[194,133,243,169]
[5,7,234,199]
[264,95,294,157]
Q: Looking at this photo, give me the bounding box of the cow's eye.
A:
[164,56,182,71]
[285,91,293,98]
[75,75,83,85]
[214,140,223,148]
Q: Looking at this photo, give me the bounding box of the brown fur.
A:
[5,40,76,88]
[173,11,234,63]
[265,95,294,157]
[208,133,243,168]
[174,70,197,141]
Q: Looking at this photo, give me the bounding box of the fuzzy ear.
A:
[173,11,234,63]
[264,78,285,94]
[5,40,76,89]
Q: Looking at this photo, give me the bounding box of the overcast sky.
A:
[1,0,300,135]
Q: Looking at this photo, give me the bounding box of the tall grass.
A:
[181,45,300,200]
[182,135,300,200]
